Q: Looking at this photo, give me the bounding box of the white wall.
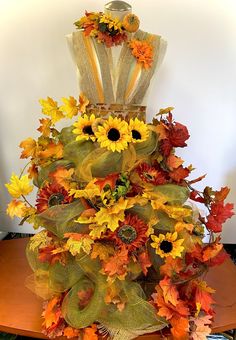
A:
[0,0,235,242]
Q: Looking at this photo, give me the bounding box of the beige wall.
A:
[0,0,236,242]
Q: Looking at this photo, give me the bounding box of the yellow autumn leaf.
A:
[78,93,89,113]
[60,96,79,118]
[19,137,38,159]
[39,97,64,124]
[66,237,94,256]
[5,173,33,198]
[6,199,26,218]
[89,224,107,239]
[175,222,194,232]
[29,231,51,251]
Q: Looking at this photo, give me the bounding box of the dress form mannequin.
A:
[66,1,167,105]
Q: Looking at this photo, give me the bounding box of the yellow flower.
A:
[5,173,33,199]
[39,97,64,124]
[73,114,97,142]
[69,179,100,200]
[95,116,131,152]
[129,39,153,69]
[6,200,26,218]
[129,118,149,144]
[60,96,78,118]
[99,14,123,32]
[150,232,184,259]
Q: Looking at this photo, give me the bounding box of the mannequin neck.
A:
[104,1,132,21]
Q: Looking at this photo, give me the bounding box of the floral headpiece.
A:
[74,11,153,69]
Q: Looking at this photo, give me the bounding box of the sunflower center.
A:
[132,129,142,140]
[108,128,120,141]
[117,225,137,244]
[144,172,154,181]
[48,193,65,207]
[160,240,173,253]
[83,125,94,135]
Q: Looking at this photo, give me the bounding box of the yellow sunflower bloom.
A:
[150,232,184,259]
[129,118,149,143]
[5,173,33,199]
[95,116,131,152]
[72,114,97,142]
[6,200,26,218]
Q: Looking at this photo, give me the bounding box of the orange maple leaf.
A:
[169,166,190,183]
[19,137,37,159]
[160,257,184,277]
[202,242,223,262]
[91,242,115,261]
[38,142,64,159]
[160,276,179,306]
[95,173,119,191]
[152,287,189,320]
[170,316,189,340]
[49,167,74,190]
[138,251,152,276]
[83,324,98,340]
[155,122,168,140]
[103,247,129,277]
[167,155,184,170]
[42,296,61,329]
[64,233,84,241]
[37,118,52,137]
[63,326,80,338]
[215,186,230,202]
[194,280,215,314]
[27,163,39,180]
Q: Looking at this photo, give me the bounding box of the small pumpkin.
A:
[122,13,140,33]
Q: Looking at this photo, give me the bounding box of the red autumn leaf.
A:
[159,276,179,306]
[190,191,205,203]
[206,202,234,232]
[215,186,230,202]
[167,155,184,170]
[169,166,190,183]
[169,122,190,148]
[95,173,119,191]
[160,257,184,277]
[38,246,65,265]
[170,316,189,340]
[159,139,173,157]
[207,249,229,267]
[188,174,207,185]
[138,251,152,276]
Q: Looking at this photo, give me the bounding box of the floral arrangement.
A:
[74,11,153,69]
[5,93,234,339]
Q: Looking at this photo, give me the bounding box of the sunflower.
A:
[36,183,73,213]
[150,232,184,258]
[72,114,97,141]
[129,118,149,144]
[107,214,148,252]
[95,116,131,152]
[136,162,166,185]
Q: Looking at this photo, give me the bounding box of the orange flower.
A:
[129,39,153,69]
[36,183,73,213]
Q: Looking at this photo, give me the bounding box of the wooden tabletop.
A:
[0,238,236,339]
